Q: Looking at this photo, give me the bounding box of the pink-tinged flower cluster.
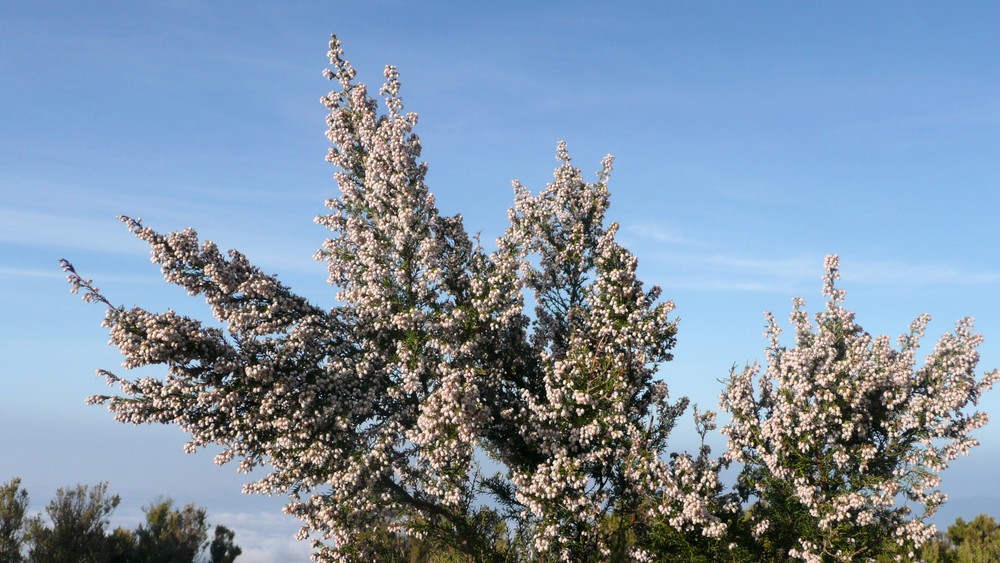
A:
[720,255,999,561]
[485,143,720,559]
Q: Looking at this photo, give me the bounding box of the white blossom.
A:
[720,255,999,561]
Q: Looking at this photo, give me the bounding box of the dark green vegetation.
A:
[896,515,1000,563]
[348,510,1000,562]
[0,477,241,562]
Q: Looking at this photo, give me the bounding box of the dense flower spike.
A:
[720,255,999,562]
[488,145,709,559]
[309,34,502,560]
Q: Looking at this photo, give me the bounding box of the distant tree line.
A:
[910,515,1000,563]
[0,477,241,562]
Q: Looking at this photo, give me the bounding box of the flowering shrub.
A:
[62,35,996,562]
[61,35,696,561]
[720,255,998,562]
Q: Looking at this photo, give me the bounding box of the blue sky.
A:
[3,1,1000,559]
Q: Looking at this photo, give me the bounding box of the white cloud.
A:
[677,255,1000,293]
[209,511,312,562]
[0,266,65,279]
[0,266,158,283]
[636,252,817,294]
[625,223,689,245]
[663,277,791,293]
[622,216,1000,292]
[844,260,1000,286]
[0,208,145,255]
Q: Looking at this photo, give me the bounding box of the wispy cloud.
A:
[620,214,1000,293]
[844,260,1000,286]
[834,108,1000,139]
[625,223,690,245]
[0,203,329,280]
[0,208,145,255]
[693,254,816,278]
[616,222,805,292]
[663,277,795,293]
[631,251,1000,294]
[621,223,816,292]
[0,266,160,284]
[0,267,65,279]
[636,252,818,294]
